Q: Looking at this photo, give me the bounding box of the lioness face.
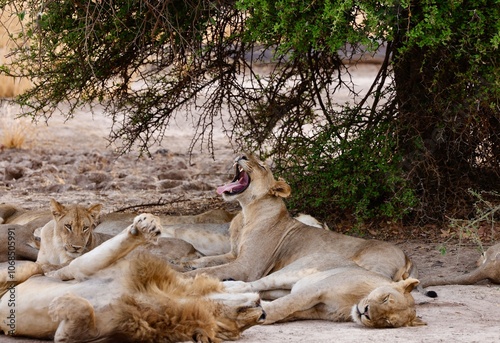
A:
[50,199,102,257]
[210,292,266,340]
[217,155,291,205]
[351,278,426,328]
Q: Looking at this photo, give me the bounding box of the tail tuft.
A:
[425,290,438,298]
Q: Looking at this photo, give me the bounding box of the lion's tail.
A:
[407,257,438,298]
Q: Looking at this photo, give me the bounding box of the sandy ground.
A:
[1,66,500,342]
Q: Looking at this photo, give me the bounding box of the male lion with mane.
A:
[0,214,265,342]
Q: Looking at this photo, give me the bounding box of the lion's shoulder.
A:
[0,204,19,224]
[0,204,52,229]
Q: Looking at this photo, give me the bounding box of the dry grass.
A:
[0,104,36,149]
[0,117,30,149]
[0,72,32,98]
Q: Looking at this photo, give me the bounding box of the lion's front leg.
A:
[260,290,323,324]
[224,268,304,295]
[49,214,162,281]
[49,293,98,343]
[181,252,236,271]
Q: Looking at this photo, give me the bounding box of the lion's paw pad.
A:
[130,213,162,241]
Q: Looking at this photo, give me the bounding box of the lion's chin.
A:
[350,305,362,324]
[350,304,370,327]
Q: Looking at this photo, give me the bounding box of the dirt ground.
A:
[1,66,500,342]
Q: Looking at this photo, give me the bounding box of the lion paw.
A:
[41,263,61,275]
[192,328,216,343]
[49,293,92,322]
[223,280,252,293]
[178,262,196,272]
[129,213,162,242]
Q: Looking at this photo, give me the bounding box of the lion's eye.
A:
[64,224,72,232]
[237,306,251,313]
[258,163,266,170]
[83,226,89,232]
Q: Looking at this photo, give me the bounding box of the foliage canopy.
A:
[1,0,499,225]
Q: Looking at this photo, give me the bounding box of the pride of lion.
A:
[1,153,499,342]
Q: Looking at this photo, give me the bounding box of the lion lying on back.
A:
[183,154,430,327]
[0,214,265,342]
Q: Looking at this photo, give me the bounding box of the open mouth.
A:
[216,163,251,195]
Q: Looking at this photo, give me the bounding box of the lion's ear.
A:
[269,178,291,198]
[87,203,102,221]
[50,199,66,219]
[399,278,420,294]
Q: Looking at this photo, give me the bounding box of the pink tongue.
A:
[217,172,249,195]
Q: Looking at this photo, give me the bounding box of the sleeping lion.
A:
[224,263,426,328]
[0,214,265,342]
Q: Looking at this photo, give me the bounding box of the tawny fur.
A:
[185,154,419,284]
[112,254,223,343]
[184,154,429,327]
[0,202,234,261]
[421,243,500,287]
[0,214,265,342]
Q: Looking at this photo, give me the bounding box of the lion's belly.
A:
[0,275,62,338]
[0,269,125,338]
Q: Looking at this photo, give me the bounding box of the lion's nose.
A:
[71,245,83,251]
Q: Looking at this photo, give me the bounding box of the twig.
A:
[115,196,190,212]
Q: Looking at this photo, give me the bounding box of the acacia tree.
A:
[1,0,499,225]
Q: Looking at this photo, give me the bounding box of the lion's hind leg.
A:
[49,293,99,343]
